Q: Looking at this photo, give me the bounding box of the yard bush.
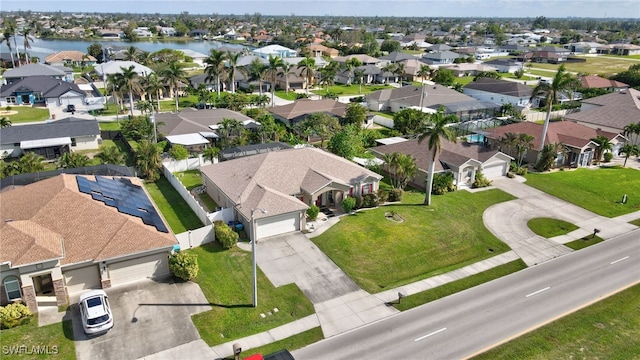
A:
[362,193,379,208]
[0,303,32,329]
[354,195,364,209]
[306,205,320,221]
[214,220,239,249]
[432,172,455,195]
[342,196,356,213]
[377,189,389,203]
[169,144,189,160]
[169,251,199,281]
[515,166,528,176]
[472,171,492,188]
[388,188,404,202]
[603,152,613,162]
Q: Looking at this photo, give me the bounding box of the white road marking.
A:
[526,286,551,298]
[610,256,630,265]
[414,327,447,342]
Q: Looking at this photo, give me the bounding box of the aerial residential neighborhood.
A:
[0,3,639,360]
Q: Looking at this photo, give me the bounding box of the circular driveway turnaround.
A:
[484,177,638,266]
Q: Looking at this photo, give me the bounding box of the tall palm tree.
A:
[417,107,459,206]
[343,57,362,85]
[225,51,241,93]
[515,133,535,167]
[245,57,268,96]
[2,25,16,67]
[530,64,580,155]
[203,49,226,98]
[319,62,339,95]
[135,140,162,182]
[417,65,431,110]
[620,143,640,168]
[159,61,187,112]
[297,56,316,95]
[266,55,284,107]
[120,65,142,117]
[19,27,34,64]
[353,69,366,94]
[383,152,400,189]
[277,61,295,96]
[0,117,11,128]
[144,72,163,113]
[393,62,406,83]
[591,135,613,164]
[381,63,395,84]
[124,46,138,61]
[623,122,640,146]
[106,72,126,115]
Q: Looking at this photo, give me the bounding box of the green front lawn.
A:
[1,107,50,123]
[631,219,640,227]
[228,328,324,360]
[98,121,121,131]
[524,167,640,217]
[190,242,315,346]
[144,175,203,233]
[527,218,578,238]
[0,319,76,359]
[274,91,298,101]
[564,235,604,250]
[175,170,203,190]
[312,84,390,96]
[474,283,640,359]
[454,76,475,86]
[312,189,515,293]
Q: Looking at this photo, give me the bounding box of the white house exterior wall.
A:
[71,135,102,151]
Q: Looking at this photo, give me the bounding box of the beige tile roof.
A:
[563,89,640,131]
[0,175,177,268]
[200,147,382,219]
[580,75,628,89]
[267,98,347,120]
[1,221,64,267]
[156,108,253,136]
[45,50,96,63]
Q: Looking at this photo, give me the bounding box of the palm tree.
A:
[120,65,142,117]
[382,63,395,84]
[343,57,362,85]
[417,65,431,110]
[515,133,535,167]
[277,61,295,96]
[2,25,16,67]
[245,57,268,97]
[202,146,220,164]
[203,49,226,98]
[106,72,126,115]
[383,152,400,189]
[135,140,162,182]
[57,152,91,169]
[144,72,163,113]
[266,55,284,107]
[591,135,613,164]
[530,64,580,155]
[19,27,34,64]
[18,152,45,173]
[297,56,316,95]
[159,61,188,112]
[353,69,366,94]
[623,122,640,146]
[124,46,138,61]
[135,100,153,115]
[620,143,640,168]
[395,153,418,190]
[319,62,338,95]
[225,51,241,93]
[393,62,406,83]
[417,107,459,206]
[0,117,11,128]
[96,146,125,165]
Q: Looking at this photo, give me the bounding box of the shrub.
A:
[362,193,379,208]
[214,220,239,249]
[515,166,528,176]
[507,172,516,178]
[354,195,364,209]
[342,196,356,213]
[0,303,32,329]
[432,172,455,195]
[5,106,12,112]
[376,189,389,203]
[295,93,309,100]
[168,251,199,281]
[306,205,320,221]
[472,171,492,188]
[169,144,189,160]
[388,188,404,202]
[603,152,613,162]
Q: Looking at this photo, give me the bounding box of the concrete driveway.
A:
[71,279,211,360]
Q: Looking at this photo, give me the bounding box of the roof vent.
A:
[5,219,13,222]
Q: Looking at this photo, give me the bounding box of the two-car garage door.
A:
[482,162,507,179]
[108,253,170,287]
[256,213,300,240]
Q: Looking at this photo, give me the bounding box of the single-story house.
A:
[562,88,640,145]
[200,147,383,240]
[268,98,348,127]
[579,75,629,92]
[2,63,74,84]
[369,138,513,189]
[305,44,339,58]
[252,45,298,59]
[596,43,640,56]
[0,118,101,160]
[176,49,208,67]
[463,77,538,108]
[440,63,498,77]
[334,54,381,66]
[483,121,626,168]
[482,59,523,73]
[0,174,177,313]
[0,76,87,108]
[220,142,292,161]
[45,51,97,67]
[94,61,154,81]
[421,50,461,65]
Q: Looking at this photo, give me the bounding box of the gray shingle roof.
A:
[563,89,640,131]
[0,76,85,98]
[155,108,253,136]
[2,63,69,79]
[464,78,533,97]
[0,118,100,144]
[378,51,416,62]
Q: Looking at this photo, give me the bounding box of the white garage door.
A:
[483,163,506,179]
[108,253,170,287]
[256,213,300,239]
[612,142,623,157]
[64,266,101,295]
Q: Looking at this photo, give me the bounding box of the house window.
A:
[3,277,22,301]
[362,184,373,195]
[6,97,17,104]
[33,92,43,101]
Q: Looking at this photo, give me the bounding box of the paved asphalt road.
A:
[293,229,640,360]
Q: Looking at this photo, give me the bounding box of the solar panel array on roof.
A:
[76,176,169,233]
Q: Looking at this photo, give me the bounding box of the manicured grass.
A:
[564,235,604,250]
[190,242,315,346]
[473,284,640,359]
[394,260,527,311]
[630,219,640,227]
[454,76,475,86]
[524,167,640,217]
[370,110,394,119]
[198,193,218,212]
[223,327,324,360]
[312,84,391,96]
[524,68,557,77]
[144,175,203,233]
[274,91,298,101]
[500,72,537,81]
[158,95,200,111]
[98,121,121,130]
[1,107,50,123]
[0,318,76,359]
[527,218,578,238]
[311,189,516,293]
[175,170,203,190]
[526,56,635,76]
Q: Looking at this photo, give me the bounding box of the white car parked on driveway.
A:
[78,290,113,335]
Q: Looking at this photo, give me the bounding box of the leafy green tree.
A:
[308,112,341,147]
[343,57,362,85]
[327,124,363,159]
[0,159,19,179]
[380,39,401,53]
[120,116,154,141]
[96,145,125,165]
[17,152,44,174]
[213,220,239,249]
[433,68,455,86]
[135,140,162,181]
[169,144,189,160]
[417,107,459,206]
[432,172,455,194]
[57,152,91,169]
[343,103,367,126]
[472,171,492,188]
[306,205,320,221]
[393,108,427,136]
[530,64,580,155]
[342,196,356,213]
[87,42,104,63]
[169,252,199,281]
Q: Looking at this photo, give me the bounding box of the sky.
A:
[1,0,638,19]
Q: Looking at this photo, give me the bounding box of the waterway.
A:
[0,37,245,61]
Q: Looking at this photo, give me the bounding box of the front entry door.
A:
[34,274,54,296]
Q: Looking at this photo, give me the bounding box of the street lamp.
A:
[251,208,267,308]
